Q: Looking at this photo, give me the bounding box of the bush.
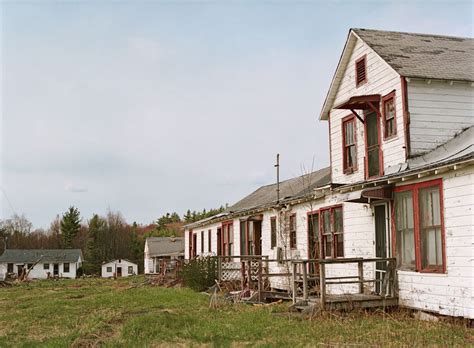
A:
[180,257,217,291]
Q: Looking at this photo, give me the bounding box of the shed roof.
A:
[145,237,184,257]
[0,249,83,263]
[353,28,474,82]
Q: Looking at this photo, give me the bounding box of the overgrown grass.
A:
[0,277,471,347]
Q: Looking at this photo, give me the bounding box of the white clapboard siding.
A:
[396,165,474,319]
[407,80,474,156]
[330,36,406,185]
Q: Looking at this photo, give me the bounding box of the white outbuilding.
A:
[101,259,138,278]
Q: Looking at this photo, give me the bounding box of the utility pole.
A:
[275,154,280,202]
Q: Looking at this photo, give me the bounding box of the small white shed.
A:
[101,259,138,278]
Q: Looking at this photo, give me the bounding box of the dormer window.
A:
[342,115,357,173]
[355,56,367,87]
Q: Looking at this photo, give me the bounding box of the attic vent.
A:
[355,56,367,87]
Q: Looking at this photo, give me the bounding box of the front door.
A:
[374,204,389,294]
[53,263,59,276]
[254,221,262,256]
[365,111,382,178]
[117,267,122,277]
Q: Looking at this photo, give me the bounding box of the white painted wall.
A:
[329,36,406,184]
[407,80,474,156]
[102,259,138,278]
[0,261,80,279]
[396,165,474,319]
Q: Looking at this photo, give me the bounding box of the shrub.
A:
[180,257,217,291]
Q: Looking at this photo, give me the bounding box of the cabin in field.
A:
[101,259,138,278]
[184,28,474,319]
[0,249,83,279]
[144,237,184,274]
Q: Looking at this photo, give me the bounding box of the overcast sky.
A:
[1,1,472,228]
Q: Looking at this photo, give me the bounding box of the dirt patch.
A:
[66,294,85,300]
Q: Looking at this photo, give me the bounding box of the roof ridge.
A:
[352,27,474,41]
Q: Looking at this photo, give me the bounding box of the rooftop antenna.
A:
[275,153,280,202]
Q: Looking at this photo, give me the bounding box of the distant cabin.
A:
[144,237,184,274]
[101,259,138,278]
[0,249,83,280]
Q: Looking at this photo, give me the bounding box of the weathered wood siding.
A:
[407,80,474,156]
[396,165,474,319]
[329,37,406,184]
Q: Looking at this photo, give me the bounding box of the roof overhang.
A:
[334,94,381,110]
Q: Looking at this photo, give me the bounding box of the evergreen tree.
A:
[60,206,81,248]
[84,214,106,274]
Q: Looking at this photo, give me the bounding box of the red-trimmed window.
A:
[289,214,297,249]
[383,91,397,139]
[270,217,277,249]
[393,179,445,273]
[208,229,212,252]
[355,56,367,87]
[320,206,344,258]
[222,221,234,256]
[342,115,357,173]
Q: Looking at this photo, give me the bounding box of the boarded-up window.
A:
[355,56,367,86]
[270,217,277,249]
[383,92,397,139]
[289,214,297,249]
[342,116,357,173]
[320,206,343,258]
[394,179,445,273]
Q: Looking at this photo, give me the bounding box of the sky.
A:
[1,1,473,229]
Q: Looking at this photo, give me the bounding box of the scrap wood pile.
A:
[208,280,260,308]
[144,274,182,288]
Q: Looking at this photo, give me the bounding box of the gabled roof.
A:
[0,249,83,263]
[320,28,474,120]
[185,167,331,229]
[227,167,331,214]
[145,237,184,257]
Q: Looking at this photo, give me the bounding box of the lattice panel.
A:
[221,262,241,281]
[250,261,259,281]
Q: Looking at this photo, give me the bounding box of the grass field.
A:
[0,277,471,347]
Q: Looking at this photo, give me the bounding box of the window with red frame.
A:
[320,206,343,258]
[289,214,297,249]
[394,180,445,273]
[383,92,397,139]
[222,222,234,256]
[342,116,357,173]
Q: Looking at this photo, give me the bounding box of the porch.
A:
[216,255,398,311]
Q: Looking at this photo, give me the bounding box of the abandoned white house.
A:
[0,249,84,279]
[101,259,138,278]
[184,28,474,319]
[144,237,184,274]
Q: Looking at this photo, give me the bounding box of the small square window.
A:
[106,266,112,273]
[43,263,50,270]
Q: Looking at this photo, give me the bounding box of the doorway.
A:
[216,228,222,256]
[253,221,262,256]
[307,212,320,275]
[53,264,59,276]
[117,267,122,277]
[365,111,382,178]
[374,203,389,294]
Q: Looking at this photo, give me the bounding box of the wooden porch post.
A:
[291,262,297,304]
[319,262,326,310]
[358,260,364,294]
[302,261,308,301]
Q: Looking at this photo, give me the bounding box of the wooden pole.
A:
[291,262,297,304]
[319,263,326,310]
[217,257,222,282]
[358,260,364,294]
[258,259,263,302]
[302,261,308,301]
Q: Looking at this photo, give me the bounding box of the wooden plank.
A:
[302,262,308,301]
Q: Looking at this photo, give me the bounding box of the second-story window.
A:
[342,115,357,173]
[383,91,397,139]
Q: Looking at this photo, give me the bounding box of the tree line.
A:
[0,205,227,274]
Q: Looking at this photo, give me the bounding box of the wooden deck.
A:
[292,294,398,311]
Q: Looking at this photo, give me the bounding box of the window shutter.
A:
[356,57,366,86]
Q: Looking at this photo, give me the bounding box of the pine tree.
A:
[85,214,106,274]
[60,206,81,248]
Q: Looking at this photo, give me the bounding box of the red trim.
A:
[221,220,234,256]
[363,108,384,179]
[400,76,411,159]
[342,114,358,174]
[318,204,343,258]
[307,210,319,259]
[393,179,446,273]
[328,113,333,181]
[382,90,397,140]
[355,55,367,87]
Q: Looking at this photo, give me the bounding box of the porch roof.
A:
[334,94,381,110]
